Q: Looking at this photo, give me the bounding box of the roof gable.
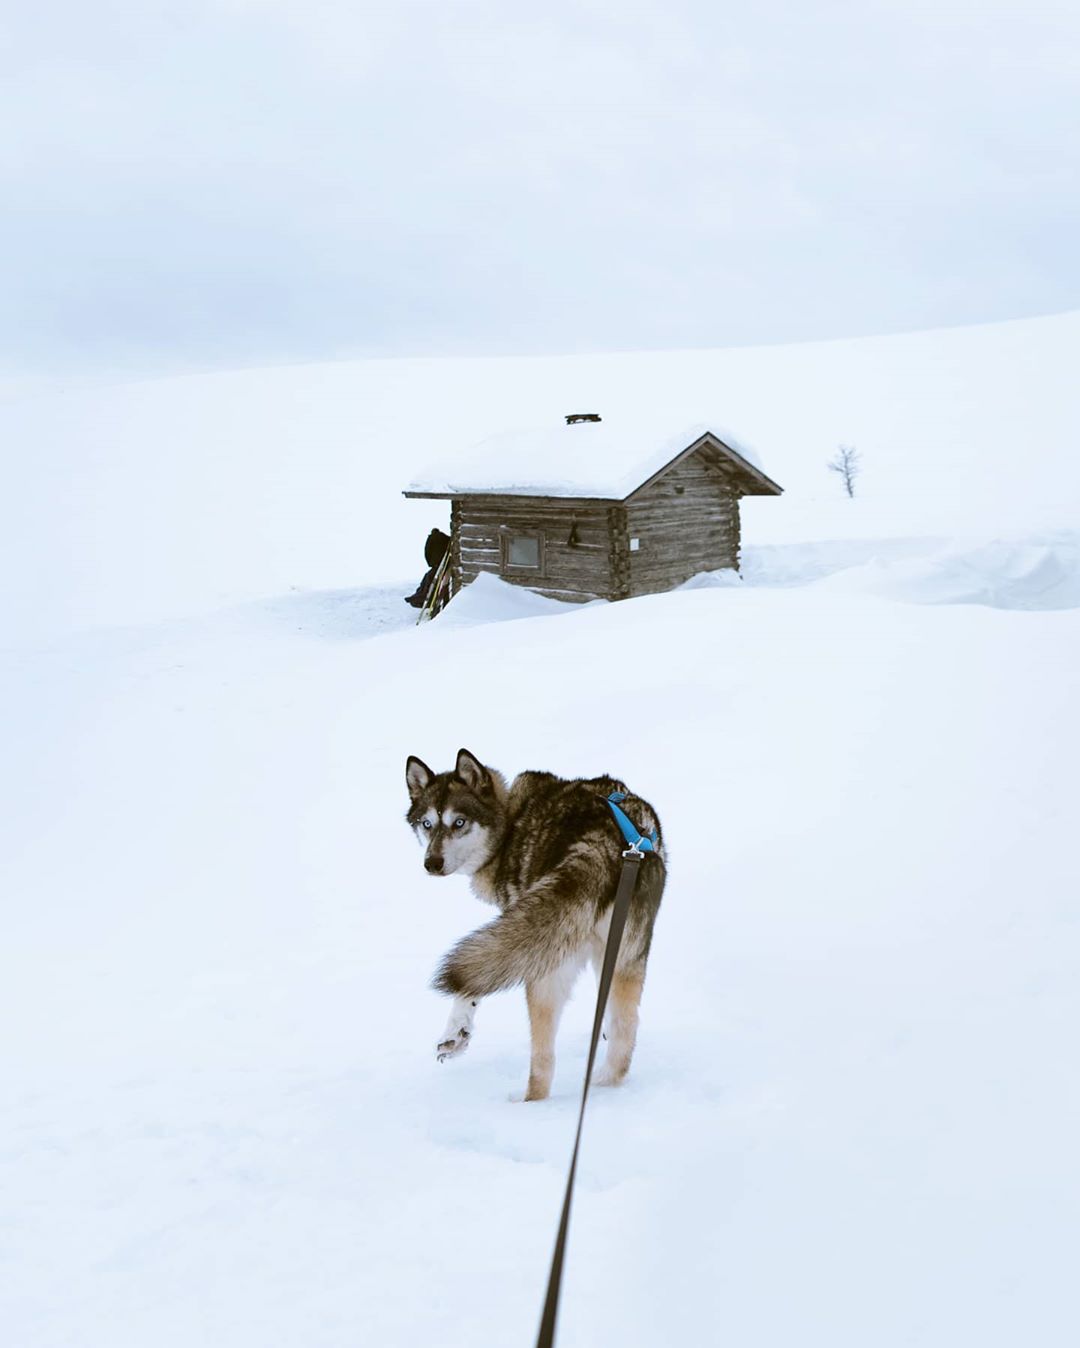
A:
[627,432,782,500]
[404,418,783,501]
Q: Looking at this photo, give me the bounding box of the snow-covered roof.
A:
[404,416,782,500]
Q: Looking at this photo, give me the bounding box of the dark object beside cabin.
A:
[404,528,451,608]
[404,429,783,603]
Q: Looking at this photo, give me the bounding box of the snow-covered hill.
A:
[2,309,1078,637]
[3,314,1079,1347]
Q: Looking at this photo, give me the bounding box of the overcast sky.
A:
[2,1,1078,375]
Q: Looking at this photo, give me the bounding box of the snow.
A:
[435,569,586,627]
[405,417,769,499]
[4,307,1076,640]
[3,311,1080,1347]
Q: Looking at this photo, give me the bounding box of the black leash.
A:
[534,847,645,1348]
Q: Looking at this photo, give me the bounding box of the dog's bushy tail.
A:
[433,872,602,997]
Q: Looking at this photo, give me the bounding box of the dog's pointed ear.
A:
[406,756,434,800]
[455,748,491,794]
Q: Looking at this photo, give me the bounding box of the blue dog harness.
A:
[605,791,659,855]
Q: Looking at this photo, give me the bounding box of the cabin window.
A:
[502,531,543,572]
[629,537,641,552]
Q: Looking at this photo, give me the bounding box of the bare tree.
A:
[828,444,860,498]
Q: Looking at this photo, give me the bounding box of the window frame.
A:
[500,530,545,576]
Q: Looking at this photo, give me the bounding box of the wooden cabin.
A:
[403,414,783,603]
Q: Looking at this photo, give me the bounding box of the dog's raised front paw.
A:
[435,1026,471,1063]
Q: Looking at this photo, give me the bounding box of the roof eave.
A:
[718,443,784,496]
[737,476,784,497]
[404,489,621,505]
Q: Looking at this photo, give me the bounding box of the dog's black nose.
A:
[425,855,444,875]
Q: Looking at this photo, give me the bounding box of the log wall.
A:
[455,497,614,601]
[624,451,740,597]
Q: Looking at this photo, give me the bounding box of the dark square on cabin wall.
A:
[404,415,783,603]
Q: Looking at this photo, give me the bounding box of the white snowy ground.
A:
[3,312,1080,1346]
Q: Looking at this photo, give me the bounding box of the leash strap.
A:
[534,849,645,1348]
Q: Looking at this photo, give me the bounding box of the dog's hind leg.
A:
[436,995,480,1063]
[594,967,645,1087]
[523,961,579,1102]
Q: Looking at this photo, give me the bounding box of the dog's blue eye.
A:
[422,820,433,830]
[454,818,467,829]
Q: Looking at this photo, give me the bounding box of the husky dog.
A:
[405,748,665,1101]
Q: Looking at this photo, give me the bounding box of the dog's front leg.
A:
[523,965,578,1101]
[436,995,479,1063]
[524,982,558,1101]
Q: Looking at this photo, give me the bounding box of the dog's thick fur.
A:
[405,748,665,1101]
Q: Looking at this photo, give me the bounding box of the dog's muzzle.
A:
[424,855,445,875]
